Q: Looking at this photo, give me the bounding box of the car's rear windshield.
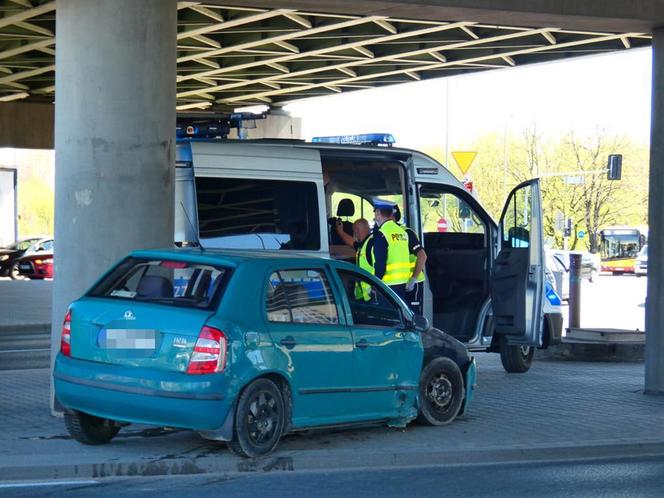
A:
[88,257,230,310]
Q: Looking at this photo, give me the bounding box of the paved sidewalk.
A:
[1,354,663,480]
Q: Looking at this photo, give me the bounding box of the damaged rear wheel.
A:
[64,411,120,445]
[417,357,464,426]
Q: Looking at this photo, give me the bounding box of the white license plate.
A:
[101,329,156,349]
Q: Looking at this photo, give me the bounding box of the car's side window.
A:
[337,270,403,328]
[265,269,339,325]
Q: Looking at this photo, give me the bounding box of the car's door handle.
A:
[355,339,370,350]
[279,336,296,349]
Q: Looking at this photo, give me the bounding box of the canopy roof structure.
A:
[0,1,651,110]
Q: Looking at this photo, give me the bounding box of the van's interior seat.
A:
[329,198,355,245]
[336,198,355,235]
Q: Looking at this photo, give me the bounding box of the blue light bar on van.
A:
[311,133,396,146]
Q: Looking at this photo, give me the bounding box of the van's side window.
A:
[196,177,320,251]
[502,185,531,249]
[266,270,338,325]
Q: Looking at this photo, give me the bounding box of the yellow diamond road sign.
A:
[452,151,477,176]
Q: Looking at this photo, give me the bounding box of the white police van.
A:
[175,133,562,373]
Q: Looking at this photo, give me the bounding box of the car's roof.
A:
[130,247,353,269]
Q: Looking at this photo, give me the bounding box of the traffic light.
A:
[608,154,622,180]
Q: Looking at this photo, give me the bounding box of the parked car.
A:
[552,250,599,282]
[54,249,476,458]
[545,250,570,301]
[635,244,648,276]
[16,239,53,279]
[0,237,48,279]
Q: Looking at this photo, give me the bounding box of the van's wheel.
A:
[499,339,534,373]
[417,357,464,426]
[228,378,285,458]
[64,411,120,445]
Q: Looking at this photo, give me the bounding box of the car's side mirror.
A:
[411,314,429,332]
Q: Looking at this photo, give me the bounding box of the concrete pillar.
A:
[646,28,664,395]
[52,0,177,408]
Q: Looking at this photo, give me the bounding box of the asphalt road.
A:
[2,455,663,498]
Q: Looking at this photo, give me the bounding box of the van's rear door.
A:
[491,180,545,346]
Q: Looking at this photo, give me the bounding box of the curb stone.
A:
[2,440,664,482]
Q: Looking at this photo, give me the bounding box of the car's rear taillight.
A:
[186,326,226,375]
[61,310,72,357]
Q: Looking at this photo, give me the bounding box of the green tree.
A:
[420,128,649,252]
[18,177,54,236]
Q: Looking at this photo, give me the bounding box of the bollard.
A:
[569,253,582,330]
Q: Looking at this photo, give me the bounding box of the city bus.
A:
[599,226,647,274]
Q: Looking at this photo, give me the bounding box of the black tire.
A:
[227,378,285,458]
[9,262,25,280]
[64,411,120,445]
[417,357,464,426]
[499,339,534,373]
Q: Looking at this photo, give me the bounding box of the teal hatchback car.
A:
[54,249,476,457]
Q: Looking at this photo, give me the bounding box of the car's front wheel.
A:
[9,262,25,280]
[64,411,120,445]
[228,378,285,458]
[500,339,534,373]
[417,357,464,426]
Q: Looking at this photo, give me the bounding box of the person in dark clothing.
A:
[335,218,375,300]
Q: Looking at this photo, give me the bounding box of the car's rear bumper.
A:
[54,354,233,432]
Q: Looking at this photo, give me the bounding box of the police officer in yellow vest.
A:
[335,218,375,300]
[393,205,428,315]
[372,199,411,303]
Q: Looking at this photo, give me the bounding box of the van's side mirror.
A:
[410,314,429,332]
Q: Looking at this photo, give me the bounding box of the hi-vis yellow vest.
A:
[355,235,374,301]
[379,220,411,286]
